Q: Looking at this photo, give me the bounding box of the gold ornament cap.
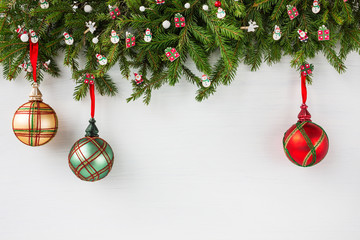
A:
[29,83,43,102]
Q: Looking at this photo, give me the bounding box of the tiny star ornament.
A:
[16,25,29,42]
[63,32,74,45]
[247,20,258,32]
[156,0,165,4]
[144,28,152,42]
[174,13,186,28]
[109,5,121,19]
[134,73,144,85]
[110,30,120,44]
[18,62,33,73]
[165,47,180,62]
[43,60,51,70]
[312,0,321,14]
[217,7,226,19]
[318,25,330,41]
[201,75,211,88]
[298,29,308,42]
[85,21,96,34]
[125,32,136,48]
[287,5,299,20]
[96,54,108,65]
[39,0,49,9]
[29,29,39,44]
[273,25,282,41]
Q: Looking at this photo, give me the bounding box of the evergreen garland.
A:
[0,0,359,104]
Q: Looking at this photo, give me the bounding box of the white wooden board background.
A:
[1,53,360,240]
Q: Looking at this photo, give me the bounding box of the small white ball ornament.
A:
[92,37,99,44]
[84,4,92,13]
[162,20,171,29]
[20,33,29,42]
[139,6,146,12]
[202,5,209,11]
[184,3,190,9]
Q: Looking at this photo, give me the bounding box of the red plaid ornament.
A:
[69,137,114,182]
[301,64,313,76]
[165,47,180,62]
[126,32,136,48]
[287,5,299,20]
[318,25,330,41]
[174,13,186,28]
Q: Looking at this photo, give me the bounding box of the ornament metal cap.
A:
[85,118,99,137]
[298,104,312,122]
[29,83,43,102]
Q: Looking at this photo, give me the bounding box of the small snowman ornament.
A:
[96,54,108,66]
[19,62,33,73]
[63,32,74,45]
[110,30,120,44]
[312,0,320,14]
[39,0,49,9]
[134,73,144,85]
[216,7,226,19]
[201,75,211,88]
[273,25,282,41]
[29,29,39,44]
[144,28,152,42]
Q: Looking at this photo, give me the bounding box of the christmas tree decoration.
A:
[39,0,49,9]
[217,7,226,19]
[96,54,108,65]
[165,47,180,62]
[16,25,29,42]
[12,40,58,147]
[68,74,114,182]
[215,1,221,8]
[287,5,299,20]
[184,3,191,9]
[109,5,120,19]
[18,62,33,73]
[29,29,39,44]
[312,0,320,14]
[201,75,211,88]
[144,28,152,42]
[156,0,165,5]
[43,60,51,70]
[174,13,186,28]
[125,32,136,48]
[63,32,74,45]
[134,73,144,85]
[202,5,209,11]
[139,6,146,12]
[300,64,313,76]
[298,29,308,42]
[283,67,329,167]
[110,30,119,44]
[247,20,258,32]
[162,20,171,29]
[92,36,99,44]
[318,25,330,41]
[84,3,92,13]
[273,25,281,41]
[85,21,96,34]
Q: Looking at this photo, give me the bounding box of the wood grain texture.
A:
[0,54,360,240]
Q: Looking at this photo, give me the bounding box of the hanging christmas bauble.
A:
[202,5,209,11]
[184,3,190,8]
[215,1,221,7]
[84,4,92,13]
[139,6,146,12]
[12,83,58,146]
[283,104,329,167]
[162,20,171,29]
[20,33,29,42]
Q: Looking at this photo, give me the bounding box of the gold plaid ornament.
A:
[12,83,58,146]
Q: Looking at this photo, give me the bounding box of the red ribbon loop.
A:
[84,74,96,118]
[301,74,307,104]
[29,41,39,83]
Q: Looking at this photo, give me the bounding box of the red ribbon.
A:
[301,74,307,104]
[90,83,95,118]
[29,41,39,83]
